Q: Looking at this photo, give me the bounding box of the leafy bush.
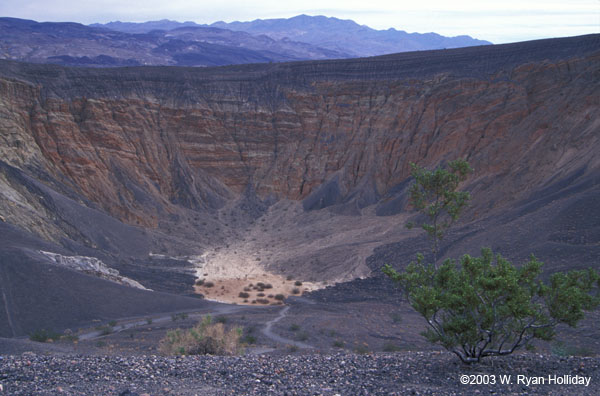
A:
[383,248,599,364]
[384,159,599,364]
[289,323,300,331]
[404,159,472,262]
[294,281,303,286]
[291,288,300,295]
[171,312,189,321]
[274,294,285,301]
[204,281,215,288]
[159,315,243,356]
[238,292,250,299]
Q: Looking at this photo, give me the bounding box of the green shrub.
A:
[296,331,309,341]
[383,342,401,352]
[159,315,243,356]
[171,312,189,322]
[354,344,369,354]
[551,341,595,357]
[389,313,402,324]
[384,249,600,364]
[29,329,61,343]
[384,159,600,364]
[332,340,344,348]
[289,323,300,331]
[242,335,257,345]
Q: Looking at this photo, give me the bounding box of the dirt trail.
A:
[261,303,314,350]
[78,304,246,341]
[77,300,315,351]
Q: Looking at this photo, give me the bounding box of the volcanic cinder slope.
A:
[0,35,599,337]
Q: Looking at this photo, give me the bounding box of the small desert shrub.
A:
[383,342,402,352]
[291,288,300,295]
[294,281,303,286]
[288,345,299,352]
[238,292,250,299]
[289,323,300,331]
[243,287,251,292]
[263,283,273,289]
[242,335,257,345]
[171,312,189,322]
[256,298,270,304]
[108,320,117,327]
[333,340,344,348]
[551,341,594,357]
[146,318,153,325]
[274,294,285,301]
[286,275,293,281]
[257,292,265,297]
[216,316,227,324]
[195,279,205,286]
[296,331,309,341]
[159,315,243,356]
[256,282,265,288]
[204,281,215,288]
[29,329,61,343]
[354,344,369,354]
[389,313,402,324]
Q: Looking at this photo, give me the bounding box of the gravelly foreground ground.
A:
[1,352,598,396]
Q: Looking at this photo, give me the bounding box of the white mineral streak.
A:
[39,251,150,290]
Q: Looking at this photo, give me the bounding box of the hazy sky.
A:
[1,0,598,44]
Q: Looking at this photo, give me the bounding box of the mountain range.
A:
[0,15,490,67]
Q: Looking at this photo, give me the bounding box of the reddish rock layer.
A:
[1,52,598,229]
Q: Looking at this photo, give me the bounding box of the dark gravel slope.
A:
[0,352,598,395]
